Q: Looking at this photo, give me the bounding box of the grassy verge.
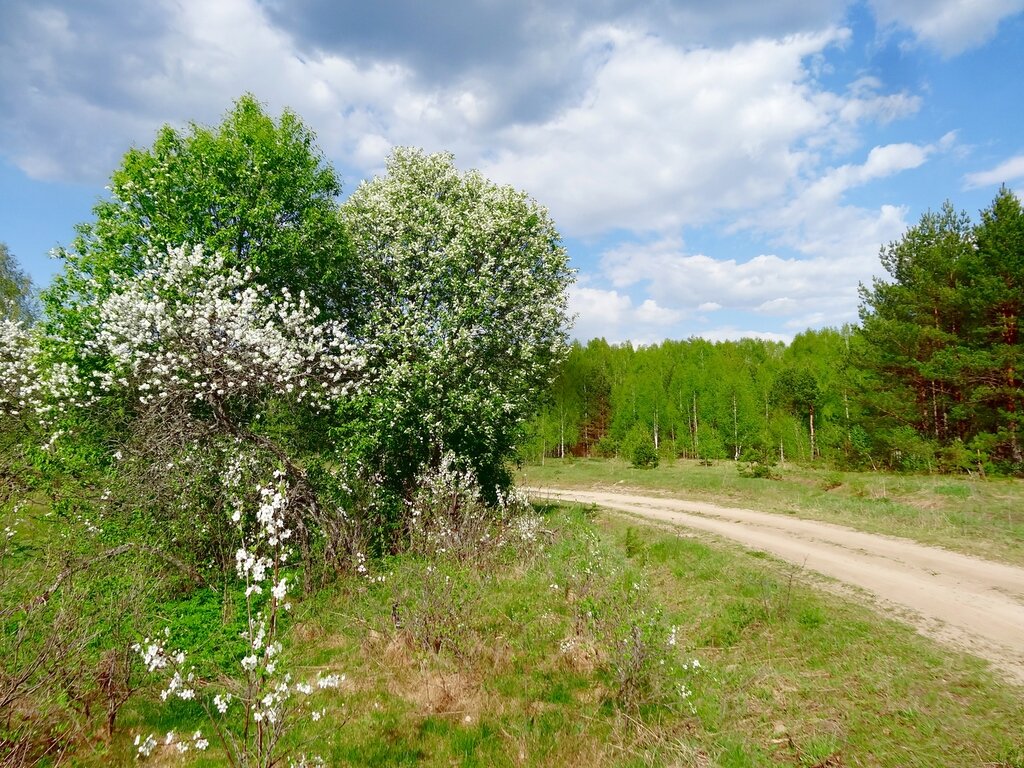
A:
[98,503,1024,767]
[520,457,1024,565]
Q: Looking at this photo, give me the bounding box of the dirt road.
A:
[531,487,1024,685]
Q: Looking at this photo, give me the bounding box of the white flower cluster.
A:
[132,629,196,702]
[510,513,542,544]
[495,485,531,516]
[134,729,208,758]
[0,319,86,434]
[233,474,294,603]
[83,244,362,414]
[136,472,344,764]
[0,319,39,419]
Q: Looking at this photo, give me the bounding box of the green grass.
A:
[94,503,1024,767]
[520,457,1024,565]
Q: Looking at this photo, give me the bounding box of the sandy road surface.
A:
[530,487,1024,685]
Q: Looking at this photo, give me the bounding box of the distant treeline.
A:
[528,188,1024,476]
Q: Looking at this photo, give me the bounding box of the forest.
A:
[530,190,1024,477]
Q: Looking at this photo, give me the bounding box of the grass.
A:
[519,457,1024,565]
[93,502,1024,767]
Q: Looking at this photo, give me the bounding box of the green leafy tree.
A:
[0,243,36,322]
[340,148,573,499]
[772,366,821,460]
[623,422,659,468]
[33,96,368,577]
[44,94,355,346]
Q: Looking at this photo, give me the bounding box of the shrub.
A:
[624,425,659,469]
[738,444,781,479]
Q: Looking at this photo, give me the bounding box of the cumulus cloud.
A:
[568,285,686,345]
[480,28,921,237]
[870,0,1024,55]
[0,0,997,344]
[0,0,496,183]
[732,140,927,258]
[595,216,904,337]
[263,0,849,122]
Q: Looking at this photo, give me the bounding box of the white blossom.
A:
[82,244,362,416]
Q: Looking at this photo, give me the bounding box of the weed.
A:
[820,471,843,491]
[623,527,647,560]
[390,560,479,657]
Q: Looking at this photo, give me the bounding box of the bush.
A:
[623,425,658,469]
[738,444,781,480]
[881,426,937,472]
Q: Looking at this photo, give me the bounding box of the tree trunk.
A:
[732,391,739,460]
[808,405,816,460]
[692,393,699,461]
[653,405,659,451]
[844,389,851,450]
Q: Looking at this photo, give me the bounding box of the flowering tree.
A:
[70,243,362,577]
[340,148,574,500]
[36,96,365,569]
[0,243,360,761]
[44,95,357,351]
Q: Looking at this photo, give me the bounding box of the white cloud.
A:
[697,328,793,343]
[635,298,682,325]
[757,297,800,315]
[605,245,857,313]
[964,155,1024,188]
[594,214,908,338]
[728,137,944,277]
[870,0,1024,55]
[480,27,921,237]
[568,285,685,344]
[0,0,974,345]
[0,0,497,183]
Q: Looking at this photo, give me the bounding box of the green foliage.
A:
[0,243,36,322]
[44,94,355,348]
[340,148,574,501]
[531,334,843,467]
[530,192,1024,478]
[624,424,659,468]
[857,190,1024,474]
[738,452,781,480]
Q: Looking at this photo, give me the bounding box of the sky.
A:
[2,0,1023,345]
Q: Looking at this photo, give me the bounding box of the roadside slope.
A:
[531,486,1024,685]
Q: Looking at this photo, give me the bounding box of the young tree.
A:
[37,96,366,567]
[44,95,356,347]
[340,148,573,499]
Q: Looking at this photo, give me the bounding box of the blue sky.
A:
[2,0,1023,344]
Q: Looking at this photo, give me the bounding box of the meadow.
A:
[46,480,1024,767]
